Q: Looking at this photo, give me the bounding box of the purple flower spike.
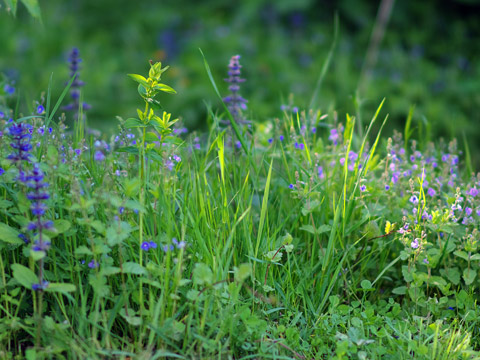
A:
[222,55,249,128]
[62,48,91,120]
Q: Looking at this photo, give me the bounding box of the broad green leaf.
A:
[122,262,146,275]
[470,254,480,261]
[153,83,177,94]
[45,283,76,293]
[74,245,93,256]
[392,286,407,295]
[0,223,22,245]
[54,219,70,234]
[234,263,251,282]
[124,117,146,129]
[127,74,149,87]
[101,266,121,276]
[453,250,469,261]
[20,0,41,19]
[360,280,372,290]
[11,264,37,289]
[0,200,13,209]
[193,263,213,286]
[463,268,476,285]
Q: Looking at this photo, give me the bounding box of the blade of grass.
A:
[309,13,339,110]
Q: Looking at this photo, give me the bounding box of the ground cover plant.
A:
[1,39,480,360]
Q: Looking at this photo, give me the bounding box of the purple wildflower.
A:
[141,242,150,251]
[268,138,273,144]
[360,185,367,192]
[32,281,49,291]
[62,48,91,120]
[94,150,105,162]
[279,135,284,142]
[427,188,436,197]
[223,55,248,127]
[467,187,478,197]
[36,105,45,114]
[288,184,294,189]
[88,260,99,269]
[7,122,32,164]
[411,238,419,249]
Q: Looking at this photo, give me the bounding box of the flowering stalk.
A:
[223,55,249,127]
[62,48,91,128]
[7,122,33,175]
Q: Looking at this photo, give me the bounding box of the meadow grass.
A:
[0,57,479,360]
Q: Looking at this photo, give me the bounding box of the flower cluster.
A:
[62,47,91,120]
[223,55,249,127]
[7,122,32,166]
[24,165,53,291]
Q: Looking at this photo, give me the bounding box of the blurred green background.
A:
[1,0,479,161]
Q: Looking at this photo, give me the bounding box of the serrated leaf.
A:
[11,264,37,289]
[0,223,23,245]
[122,262,146,275]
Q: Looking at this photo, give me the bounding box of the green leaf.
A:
[453,250,469,261]
[441,267,460,285]
[124,118,146,129]
[153,83,177,94]
[11,264,37,289]
[120,308,142,326]
[74,245,93,256]
[116,146,139,155]
[54,220,71,234]
[392,286,407,295]
[127,74,149,87]
[470,254,480,261]
[106,222,132,247]
[20,0,41,19]
[0,223,22,245]
[463,268,476,285]
[4,0,18,15]
[193,263,213,286]
[100,266,121,276]
[360,280,372,290]
[122,262,146,275]
[47,145,58,163]
[45,283,76,293]
[0,200,13,209]
[234,263,251,282]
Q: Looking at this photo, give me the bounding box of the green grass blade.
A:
[309,13,339,110]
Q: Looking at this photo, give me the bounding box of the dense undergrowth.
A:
[0,54,479,359]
